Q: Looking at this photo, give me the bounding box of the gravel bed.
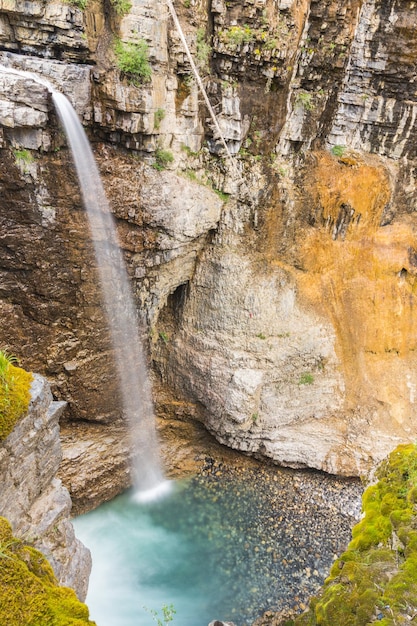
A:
[189,457,363,625]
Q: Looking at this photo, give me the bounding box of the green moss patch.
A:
[0,351,33,440]
[0,517,96,626]
[289,444,417,625]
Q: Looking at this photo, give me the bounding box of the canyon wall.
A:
[0,374,91,599]
[0,0,417,503]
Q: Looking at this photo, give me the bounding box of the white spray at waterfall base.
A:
[52,91,170,499]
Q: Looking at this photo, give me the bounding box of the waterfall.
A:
[51,92,169,501]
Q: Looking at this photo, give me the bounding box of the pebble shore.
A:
[192,455,363,625]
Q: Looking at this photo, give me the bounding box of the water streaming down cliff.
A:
[52,91,168,500]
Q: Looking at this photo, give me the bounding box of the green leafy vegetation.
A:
[219,24,255,48]
[196,27,212,73]
[299,372,314,385]
[180,144,200,157]
[159,331,169,344]
[0,351,33,440]
[290,443,417,625]
[212,188,230,202]
[296,91,315,111]
[331,145,346,157]
[0,517,96,625]
[154,108,166,130]
[184,169,198,182]
[110,0,131,16]
[152,149,174,171]
[218,18,289,55]
[145,603,176,626]
[13,148,34,166]
[66,0,88,10]
[114,38,152,85]
[256,333,267,340]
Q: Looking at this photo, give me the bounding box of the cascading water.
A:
[51,91,169,501]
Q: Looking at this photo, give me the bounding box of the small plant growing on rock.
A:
[213,188,229,202]
[67,0,88,10]
[154,108,166,130]
[13,148,34,167]
[296,90,314,111]
[110,0,132,16]
[331,144,346,157]
[158,331,169,344]
[196,27,212,73]
[219,24,255,48]
[299,372,314,385]
[153,149,174,171]
[114,38,152,85]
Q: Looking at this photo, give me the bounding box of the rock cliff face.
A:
[0,0,417,501]
[0,374,91,599]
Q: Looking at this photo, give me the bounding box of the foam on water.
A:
[132,480,173,504]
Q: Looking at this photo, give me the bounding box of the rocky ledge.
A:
[0,373,91,600]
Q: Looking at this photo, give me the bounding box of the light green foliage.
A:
[218,16,289,55]
[196,27,212,73]
[296,91,315,111]
[184,169,198,182]
[299,372,314,385]
[153,149,174,171]
[0,351,33,440]
[66,0,88,10]
[13,149,34,165]
[331,145,346,157]
[256,333,266,340]
[154,108,166,130]
[0,517,96,626]
[180,144,200,157]
[145,603,176,626]
[264,37,280,50]
[159,331,169,344]
[110,0,131,16]
[291,443,417,625]
[219,24,255,48]
[114,38,152,85]
[212,188,230,202]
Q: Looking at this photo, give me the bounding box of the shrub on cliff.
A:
[0,351,33,440]
[110,0,131,15]
[0,517,96,626]
[285,443,417,625]
[114,38,152,85]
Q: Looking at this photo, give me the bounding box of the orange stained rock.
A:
[297,151,417,423]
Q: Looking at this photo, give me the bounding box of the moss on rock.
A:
[0,351,33,440]
[0,517,96,626]
[275,444,417,625]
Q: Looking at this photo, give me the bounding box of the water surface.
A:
[74,466,361,626]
